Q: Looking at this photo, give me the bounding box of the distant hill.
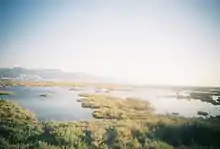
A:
[0,67,125,83]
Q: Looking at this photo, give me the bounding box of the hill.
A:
[0,67,125,83]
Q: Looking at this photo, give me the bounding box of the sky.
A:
[0,0,219,86]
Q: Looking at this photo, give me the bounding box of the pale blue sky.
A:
[0,0,219,86]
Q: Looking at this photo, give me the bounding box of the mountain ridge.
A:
[0,67,126,83]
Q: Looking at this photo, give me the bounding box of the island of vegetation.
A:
[39,93,52,98]
[164,91,220,106]
[69,87,83,91]
[189,92,220,105]
[0,91,13,96]
[197,111,209,117]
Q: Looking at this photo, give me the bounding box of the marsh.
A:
[0,85,219,122]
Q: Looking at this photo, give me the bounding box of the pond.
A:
[0,86,219,121]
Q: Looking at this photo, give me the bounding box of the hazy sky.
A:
[0,0,219,86]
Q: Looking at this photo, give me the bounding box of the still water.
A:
[0,86,93,121]
[109,88,220,117]
[1,86,219,121]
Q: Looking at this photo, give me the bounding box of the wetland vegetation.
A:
[78,93,155,120]
[0,92,220,149]
[0,80,129,90]
[163,90,220,106]
[39,93,52,98]
[189,92,220,105]
[0,91,14,96]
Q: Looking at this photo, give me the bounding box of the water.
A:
[0,86,93,121]
[1,86,219,121]
[100,88,220,118]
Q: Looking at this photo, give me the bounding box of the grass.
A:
[78,93,155,120]
[0,100,42,145]
[39,93,52,98]
[0,79,132,91]
[189,92,220,105]
[197,111,209,116]
[0,91,14,95]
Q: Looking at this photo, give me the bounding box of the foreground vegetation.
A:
[0,92,220,149]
